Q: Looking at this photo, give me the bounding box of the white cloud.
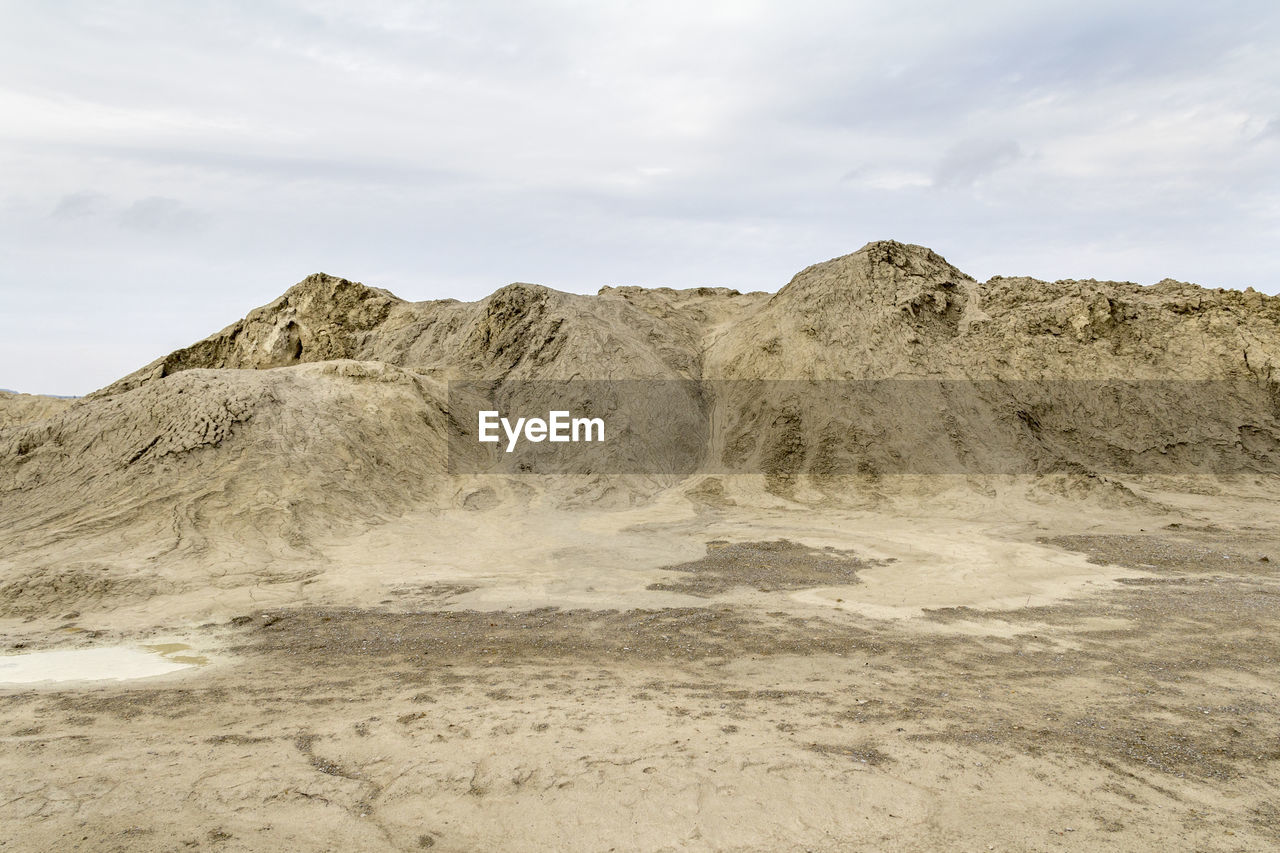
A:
[50,190,109,220]
[1,0,1278,394]
[119,196,201,232]
[933,139,1025,188]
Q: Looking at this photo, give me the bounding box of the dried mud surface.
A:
[2,527,1278,852]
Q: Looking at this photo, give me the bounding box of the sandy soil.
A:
[3,488,1278,852]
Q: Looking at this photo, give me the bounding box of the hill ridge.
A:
[90,240,1280,398]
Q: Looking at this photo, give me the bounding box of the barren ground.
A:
[2,490,1279,852]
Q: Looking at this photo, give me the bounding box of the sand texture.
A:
[1,241,1278,851]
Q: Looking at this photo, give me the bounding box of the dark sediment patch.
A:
[229,605,890,665]
[806,742,892,766]
[1042,533,1277,575]
[646,539,882,596]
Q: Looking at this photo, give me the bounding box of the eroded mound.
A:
[2,240,1278,614]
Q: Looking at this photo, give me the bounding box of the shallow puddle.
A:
[0,645,204,685]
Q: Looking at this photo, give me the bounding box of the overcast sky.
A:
[2,1,1278,395]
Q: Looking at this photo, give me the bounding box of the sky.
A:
[2,1,1278,396]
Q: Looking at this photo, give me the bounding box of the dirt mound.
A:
[95,275,404,396]
[5,361,454,530]
[707,240,1280,381]
[0,362,456,613]
[695,241,1280,493]
[0,390,76,431]
[3,240,1278,612]
[99,275,771,398]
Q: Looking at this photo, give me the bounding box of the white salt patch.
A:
[0,647,196,685]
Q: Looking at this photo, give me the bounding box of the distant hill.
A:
[2,240,1278,614]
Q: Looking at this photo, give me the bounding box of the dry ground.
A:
[2,514,1279,852]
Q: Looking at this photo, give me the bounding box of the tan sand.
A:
[2,242,1278,850]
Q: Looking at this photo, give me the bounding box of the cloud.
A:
[932,139,1025,188]
[0,0,1279,394]
[118,196,201,232]
[841,167,931,191]
[50,190,108,219]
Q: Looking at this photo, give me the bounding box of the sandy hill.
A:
[95,277,768,397]
[0,390,76,431]
[90,240,1279,396]
[709,241,1279,380]
[1,240,1278,615]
